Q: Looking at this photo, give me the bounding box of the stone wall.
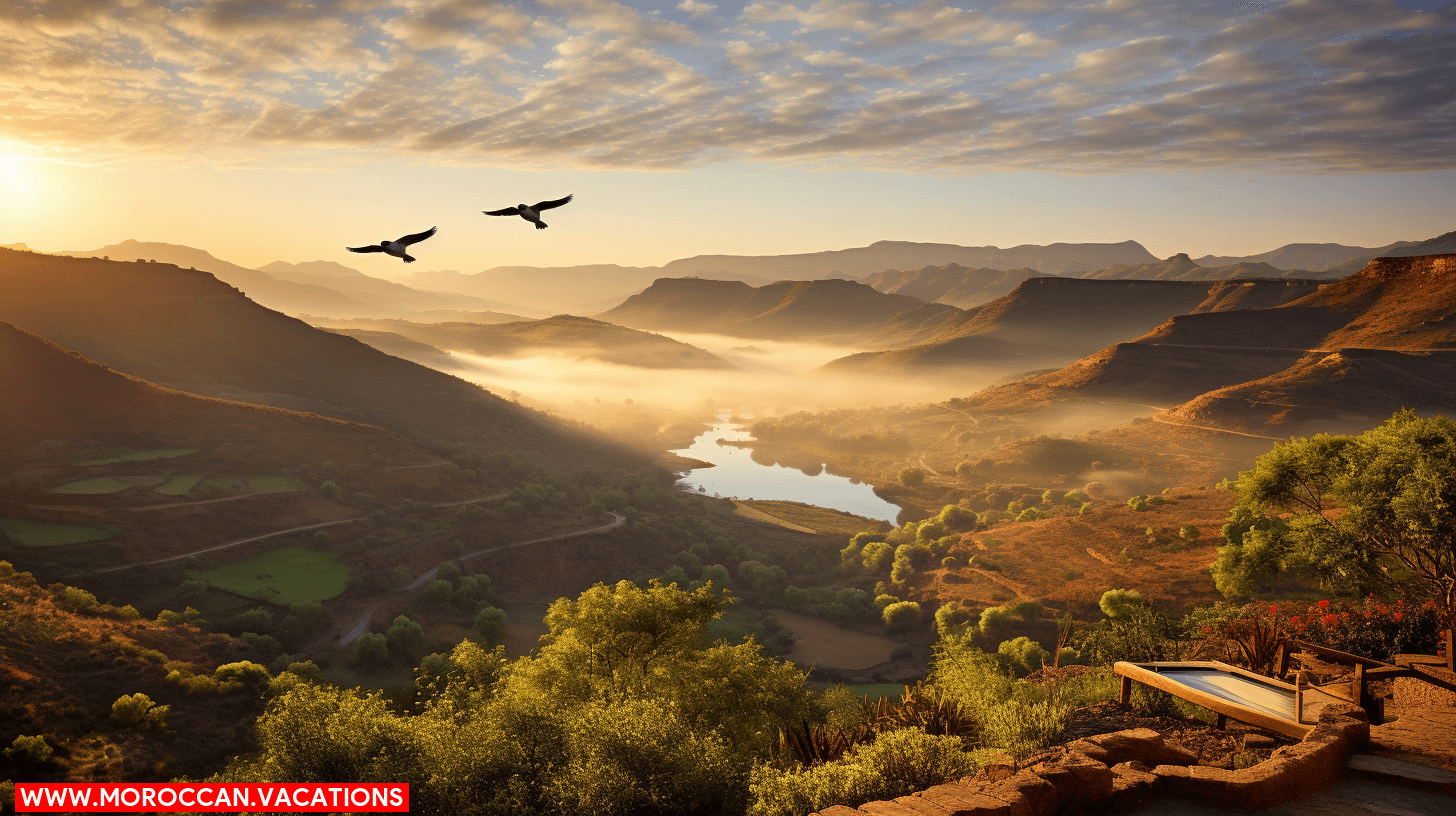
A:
[811,703,1370,815]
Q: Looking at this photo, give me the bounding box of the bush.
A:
[60,586,98,613]
[748,728,986,816]
[1099,588,1147,619]
[882,601,922,632]
[352,632,389,668]
[214,660,272,691]
[995,637,1048,675]
[386,616,426,660]
[111,693,168,728]
[117,604,141,619]
[897,467,925,488]
[473,607,508,644]
[4,734,52,764]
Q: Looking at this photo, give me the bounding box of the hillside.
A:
[313,315,734,370]
[862,265,1045,308]
[0,565,263,783]
[402,265,686,316]
[959,254,1456,434]
[0,321,438,469]
[0,248,641,468]
[597,277,965,344]
[821,277,1323,376]
[56,241,367,316]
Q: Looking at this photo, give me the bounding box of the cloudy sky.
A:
[1,0,1453,273]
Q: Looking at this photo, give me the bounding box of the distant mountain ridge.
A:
[1193,239,1423,273]
[822,277,1326,375]
[312,315,734,370]
[1078,253,1321,281]
[862,265,1047,308]
[960,253,1456,436]
[596,277,964,345]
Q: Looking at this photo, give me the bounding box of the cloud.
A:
[0,0,1451,174]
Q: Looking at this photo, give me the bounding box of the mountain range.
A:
[313,315,733,370]
[958,253,1456,436]
[0,248,639,468]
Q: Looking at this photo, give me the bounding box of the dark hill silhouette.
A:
[862,265,1046,308]
[314,315,733,370]
[597,277,963,344]
[821,277,1324,375]
[0,249,640,467]
[0,321,436,468]
[959,254,1456,434]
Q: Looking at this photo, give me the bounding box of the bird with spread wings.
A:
[483,195,574,230]
[346,226,437,263]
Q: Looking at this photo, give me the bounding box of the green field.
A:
[195,547,351,605]
[49,477,133,494]
[246,476,301,495]
[0,517,123,547]
[155,475,202,496]
[76,448,199,466]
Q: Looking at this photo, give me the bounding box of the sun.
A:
[0,155,35,202]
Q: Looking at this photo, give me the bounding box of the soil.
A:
[1038,700,1297,770]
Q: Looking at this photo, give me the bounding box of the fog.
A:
[444,332,995,417]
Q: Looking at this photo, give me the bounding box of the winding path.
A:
[336,512,626,647]
[79,491,512,576]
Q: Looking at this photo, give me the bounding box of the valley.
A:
[3,235,1455,804]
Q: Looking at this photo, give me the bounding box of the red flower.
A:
[1291,616,1302,627]
[1318,600,1329,610]
[1202,626,1212,634]
[1394,612,1403,621]
[1323,614,1340,626]
[1268,605,1278,616]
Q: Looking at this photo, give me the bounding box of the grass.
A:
[155,475,202,496]
[849,683,909,701]
[194,547,352,605]
[76,448,199,466]
[246,476,301,495]
[49,477,133,494]
[0,517,123,547]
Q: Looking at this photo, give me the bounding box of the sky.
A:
[1,0,1453,275]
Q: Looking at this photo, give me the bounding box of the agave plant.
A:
[776,717,876,767]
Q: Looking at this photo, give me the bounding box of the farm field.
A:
[49,477,132,494]
[0,517,123,547]
[194,546,351,605]
[769,608,900,670]
[245,476,301,494]
[155,475,202,495]
[76,448,199,466]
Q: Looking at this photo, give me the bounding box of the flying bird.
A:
[483,194,573,229]
[346,226,437,263]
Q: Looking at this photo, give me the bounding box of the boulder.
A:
[1109,761,1162,813]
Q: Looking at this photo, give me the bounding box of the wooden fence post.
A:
[1119,675,1132,706]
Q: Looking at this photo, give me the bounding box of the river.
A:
[671,415,901,523]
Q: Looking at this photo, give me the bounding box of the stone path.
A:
[1133,777,1452,816]
[1370,708,1456,771]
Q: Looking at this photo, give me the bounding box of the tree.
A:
[882,601,922,632]
[473,607,508,644]
[898,467,925,488]
[352,632,389,668]
[386,616,427,660]
[1212,412,1456,636]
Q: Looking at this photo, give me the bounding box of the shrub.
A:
[748,728,986,816]
[941,556,956,568]
[111,693,168,728]
[214,660,272,691]
[1063,490,1089,506]
[473,607,508,644]
[4,734,52,764]
[860,541,894,573]
[873,593,900,609]
[233,607,274,634]
[117,604,141,620]
[1099,589,1147,618]
[352,632,389,668]
[60,586,99,613]
[426,579,454,607]
[995,637,1048,675]
[898,467,925,488]
[882,601,922,632]
[386,616,426,660]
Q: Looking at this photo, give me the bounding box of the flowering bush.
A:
[1280,596,1443,662]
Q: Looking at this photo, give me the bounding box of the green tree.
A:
[386,616,427,661]
[352,632,389,668]
[473,607,508,644]
[1212,411,1456,630]
[898,467,925,488]
[882,601,922,632]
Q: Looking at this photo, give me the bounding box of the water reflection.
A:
[672,414,901,523]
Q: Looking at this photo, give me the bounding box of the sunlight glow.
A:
[0,156,33,201]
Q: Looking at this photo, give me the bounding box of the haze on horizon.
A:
[1,0,1453,274]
